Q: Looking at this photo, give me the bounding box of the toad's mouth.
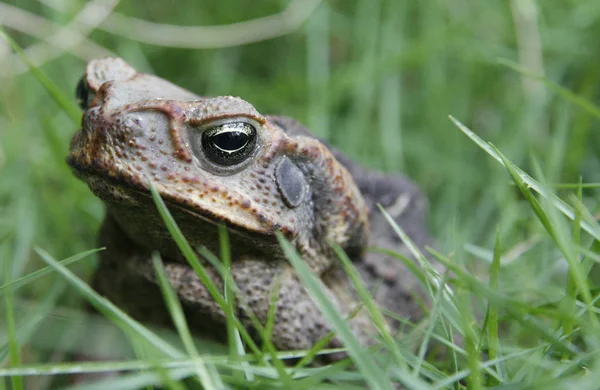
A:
[67,158,297,243]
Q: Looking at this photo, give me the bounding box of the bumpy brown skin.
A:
[68,58,431,355]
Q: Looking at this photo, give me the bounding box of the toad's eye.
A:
[75,77,94,110]
[201,122,257,166]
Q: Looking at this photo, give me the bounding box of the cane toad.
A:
[68,57,431,355]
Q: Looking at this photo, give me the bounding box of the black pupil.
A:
[200,122,257,166]
[213,130,248,152]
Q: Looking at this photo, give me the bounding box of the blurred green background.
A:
[2,0,598,259]
[1,0,600,385]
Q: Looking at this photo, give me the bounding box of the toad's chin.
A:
[69,166,295,261]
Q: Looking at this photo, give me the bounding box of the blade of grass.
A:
[494,145,599,334]
[34,247,184,358]
[0,248,102,295]
[413,271,448,378]
[331,243,409,371]
[126,338,152,390]
[567,195,600,244]
[377,205,465,382]
[378,205,461,331]
[368,247,428,286]
[498,58,600,121]
[0,356,238,378]
[458,288,482,390]
[155,366,188,390]
[152,252,223,389]
[151,185,297,381]
[551,183,600,189]
[262,273,282,353]
[449,115,600,242]
[577,282,600,317]
[194,245,291,374]
[295,303,389,369]
[291,358,355,389]
[432,345,548,390]
[427,247,578,355]
[486,228,503,384]
[258,272,293,384]
[278,232,403,390]
[382,309,466,357]
[216,225,256,383]
[214,227,291,383]
[292,327,337,369]
[63,366,197,390]
[218,224,238,364]
[0,29,81,123]
[0,283,66,363]
[573,245,600,265]
[148,183,264,361]
[465,236,541,266]
[213,226,289,381]
[3,245,23,390]
[561,180,583,360]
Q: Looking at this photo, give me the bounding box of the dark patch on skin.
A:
[275,156,308,209]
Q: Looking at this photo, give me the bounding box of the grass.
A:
[1,0,600,388]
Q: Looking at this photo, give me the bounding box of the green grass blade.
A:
[150,184,298,381]
[561,180,583,360]
[427,247,577,355]
[292,359,355,388]
[194,245,286,369]
[432,345,547,390]
[3,246,23,390]
[0,283,65,363]
[216,226,257,383]
[486,228,503,384]
[262,274,281,352]
[258,273,292,384]
[369,247,428,286]
[277,232,400,390]
[292,326,338,368]
[152,252,222,389]
[155,367,188,390]
[148,183,264,361]
[494,146,600,334]
[377,205,461,331]
[214,226,289,382]
[449,115,600,242]
[0,357,233,378]
[567,195,600,243]
[217,225,238,362]
[551,183,600,189]
[414,271,448,378]
[34,247,184,358]
[331,243,409,370]
[498,58,600,121]
[0,248,102,295]
[0,29,81,123]
[460,291,482,390]
[62,366,197,390]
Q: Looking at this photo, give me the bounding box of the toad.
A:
[68,57,431,355]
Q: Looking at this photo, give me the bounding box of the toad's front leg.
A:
[145,258,374,353]
[94,216,374,354]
